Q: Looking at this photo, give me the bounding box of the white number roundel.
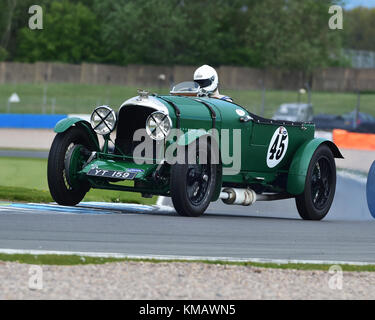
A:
[267,127,289,168]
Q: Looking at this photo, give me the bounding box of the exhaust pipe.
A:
[220,188,257,206]
[220,188,293,206]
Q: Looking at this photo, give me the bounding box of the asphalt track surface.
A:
[0,150,49,159]
[0,169,374,263]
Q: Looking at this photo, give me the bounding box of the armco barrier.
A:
[333,129,375,151]
[0,114,67,129]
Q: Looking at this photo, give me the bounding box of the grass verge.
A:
[0,185,156,205]
[0,157,157,205]
[1,83,375,118]
[0,186,53,203]
[0,147,49,152]
[0,253,374,272]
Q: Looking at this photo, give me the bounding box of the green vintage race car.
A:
[48,83,343,220]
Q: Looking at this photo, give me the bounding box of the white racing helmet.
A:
[194,65,219,94]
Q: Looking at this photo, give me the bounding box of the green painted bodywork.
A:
[57,94,342,200]
[159,96,222,132]
[55,117,82,133]
[287,139,343,195]
[54,117,100,151]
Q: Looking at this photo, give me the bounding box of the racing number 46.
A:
[269,134,287,161]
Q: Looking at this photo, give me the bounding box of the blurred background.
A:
[0,0,374,117]
[0,0,374,203]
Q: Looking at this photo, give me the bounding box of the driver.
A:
[194,65,233,102]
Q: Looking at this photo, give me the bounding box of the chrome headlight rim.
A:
[146,111,172,141]
[90,106,117,136]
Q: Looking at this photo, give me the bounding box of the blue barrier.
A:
[0,114,67,129]
[367,161,375,219]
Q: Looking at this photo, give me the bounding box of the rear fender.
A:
[54,117,100,151]
[287,138,343,195]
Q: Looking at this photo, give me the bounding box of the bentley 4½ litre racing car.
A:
[48,82,343,220]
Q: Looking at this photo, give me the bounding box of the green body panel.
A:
[246,122,315,173]
[158,95,222,132]
[286,138,341,195]
[54,117,100,151]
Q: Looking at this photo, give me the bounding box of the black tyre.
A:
[47,126,96,206]
[295,144,336,221]
[170,140,217,217]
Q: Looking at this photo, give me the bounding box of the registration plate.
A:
[87,169,137,180]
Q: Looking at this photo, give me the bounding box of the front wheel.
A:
[170,141,217,217]
[47,126,96,206]
[295,145,336,221]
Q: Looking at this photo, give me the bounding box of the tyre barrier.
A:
[367,161,375,219]
[333,129,375,151]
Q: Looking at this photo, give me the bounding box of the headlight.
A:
[90,106,117,135]
[146,111,172,140]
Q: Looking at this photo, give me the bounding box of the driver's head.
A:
[194,65,219,94]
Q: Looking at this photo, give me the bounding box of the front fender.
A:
[177,129,222,202]
[54,117,100,151]
[287,138,343,195]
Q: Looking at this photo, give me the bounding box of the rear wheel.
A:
[295,145,336,221]
[170,141,217,217]
[47,126,96,206]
